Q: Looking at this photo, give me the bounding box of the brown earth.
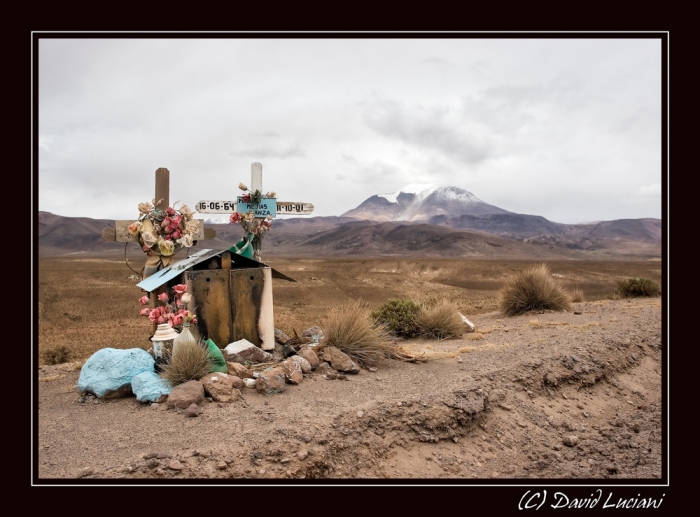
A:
[35,255,664,482]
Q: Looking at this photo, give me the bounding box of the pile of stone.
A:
[76,327,362,415]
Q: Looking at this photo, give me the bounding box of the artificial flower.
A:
[138,201,153,214]
[180,293,191,305]
[172,314,184,326]
[159,238,176,256]
[185,220,199,234]
[128,221,142,236]
[139,295,149,305]
[241,193,251,203]
[176,233,194,247]
[239,182,248,191]
[179,204,194,221]
[265,191,276,198]
[173,284,187,295]
[139,308,150,316]
[229,212,240,224]
[158,292,169,302]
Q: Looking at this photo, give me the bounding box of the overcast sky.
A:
[37,36,663,224]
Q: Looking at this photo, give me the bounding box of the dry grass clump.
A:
[499,263,572,316]
[570,287,585,303]
[41,345,71,365]
[616,277,661,297]
[318,300,394,368]
[415,302,464,340]
[159,338,213,386]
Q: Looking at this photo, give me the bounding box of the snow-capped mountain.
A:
[342,184,512,221]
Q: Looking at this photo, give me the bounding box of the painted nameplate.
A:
[237,197,277,218]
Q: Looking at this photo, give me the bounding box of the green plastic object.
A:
[228,233,255,259]
[205,339,229,373]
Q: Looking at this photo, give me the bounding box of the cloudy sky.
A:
[37,36,663,224]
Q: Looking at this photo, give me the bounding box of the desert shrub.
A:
[371,299,421,337]
[570,287,585,303]
[415,302,464,340]
[159,338,213,386]
[616,278,661,297]
[318,300,393,368]
[499,263,572,316]
[42,345,71,365]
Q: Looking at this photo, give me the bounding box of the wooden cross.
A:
[196,162,314,261]
[101,167,217,332]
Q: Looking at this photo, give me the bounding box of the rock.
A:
[224,339,274,364]
[157,452,172,459]
[243,378,256,388]
[297,450,309,461]
[131,371,172,403]
[357,410,364,418]
[185,403,200,417]
[275,328,291,344]
[297,347,320,369]
[229,375,246,391]
[256,367,286,395]
[217,461,227,470]
[78,348,154,398]
[315,362,334,375]
[200,372,241,403]
[320,346,359,373]
[77,467,93,478]
[282,358,304,385]
[168,460,183,470]
[289,354,312,374]
[563,435,579,447]
[167,380,205,409]
[227,362,254,379]
[302,325,325,343]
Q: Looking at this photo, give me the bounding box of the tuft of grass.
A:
[498,263,572,316]
[318,300,394,368]
[159,338,213,386]
[616,278,661,297]
[467,332,484,341]
[371,299,421,337]
[415,302,464,340]
[41,345,71,365]
[570,287,585,303]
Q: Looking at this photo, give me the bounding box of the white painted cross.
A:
[196,162,314,261]
[196,162,315,216]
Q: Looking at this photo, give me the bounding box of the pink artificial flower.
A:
[163,216,172,228]
[157,315,166,324]
[148,308,160,322]
[261,220,271,229]
[229,212,240,224]
[171,229,182,240]
[242,193,251,203]
[166,207,175,216]
[158,292,169,302]
[139,295,149,305]
[172,314,184,326]
[190,317,197,325]
[172,215,183,226]
[173,284,188,295]
[139,308,150,316]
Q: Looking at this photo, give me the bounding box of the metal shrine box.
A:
[136,248,296,351]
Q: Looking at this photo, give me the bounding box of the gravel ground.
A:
[36,298,663,484]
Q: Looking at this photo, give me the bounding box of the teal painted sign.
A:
[237,197,277,218]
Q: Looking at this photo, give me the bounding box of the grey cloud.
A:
[230,142,306,159]
[338,155,400,184]
[363,99,492,165]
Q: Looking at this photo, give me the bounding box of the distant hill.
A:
[37,211,661,260]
